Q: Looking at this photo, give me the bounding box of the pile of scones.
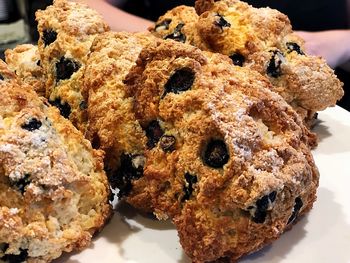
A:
[0,0,344,262]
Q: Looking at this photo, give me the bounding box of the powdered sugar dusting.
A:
[0,111,84,190]
[9,208,19,215]
[206,96,255,160]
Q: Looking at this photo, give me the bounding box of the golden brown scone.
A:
[4,44,46,97]
[120,40,319,262]
[151,0,344,124]
[0,60,111,263]
[36,0,110,132]
[83,32,157,210]
[196,0,344,119]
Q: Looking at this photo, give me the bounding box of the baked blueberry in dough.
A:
[0,60,111,262]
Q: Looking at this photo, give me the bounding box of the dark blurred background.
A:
[25,0,53,42]
[0,0,52,60]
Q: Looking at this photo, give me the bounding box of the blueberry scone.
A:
[121,40,319,262]
[0,60,111,262]
[152,0,343,124]
[83,32,157,209]
[36,0,110,132]
[4,44,46,97]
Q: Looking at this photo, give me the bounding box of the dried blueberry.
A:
[36,60,41,66]
[155,19,172,31]
[268,191,277,203]
[110,154,144,198]
[91,133,101,150]
[49,98,71,119]
[10,174,31,194]
[286,42,305,55]
[160,135,176,152]
[55,57,80,81]
[267,50,284,78]
[145,120,164,149]
[249,191,277,223]
[252,195,269,223]
[165,23,186,43]
[0,243,9,253]
[0,74,4,81]
[182,173,198,202]
[287,197,303,224]
[215,14,231,30]
[42,29,57,46]
[164,68,195,97]
[2,248,28,263]
[21,118,42,131]
[203,139,229,168]
[79,101,87,110]
[229,53,245,67]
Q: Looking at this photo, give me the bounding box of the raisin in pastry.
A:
[5,44,46,97]
[152,0,343,125]
[83,32,156,210]
[123,40,319,262]
[0,60,111,262]
[36,0,110,132]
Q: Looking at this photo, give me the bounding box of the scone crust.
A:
[0,60,111,263]
[5,44,46,97]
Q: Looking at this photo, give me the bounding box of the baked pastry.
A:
[83,32,157,209]
[151,0,344,124]
[121,40,319,262]
[4,44,46,97]
[36,0,110,132]
[0,60,111,262]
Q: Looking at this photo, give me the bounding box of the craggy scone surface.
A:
[5,44,46,97]
[152,0,343,123]
[119,40,320,262]
[0,60,111,263]
[36,0,110,132]
[83,32,156,210]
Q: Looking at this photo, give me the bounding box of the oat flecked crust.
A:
[0,60,111,263]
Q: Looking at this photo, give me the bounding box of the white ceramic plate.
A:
[57,106,350,263]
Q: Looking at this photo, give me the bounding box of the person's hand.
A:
[296,30,350,71]
[73,0,153,32]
